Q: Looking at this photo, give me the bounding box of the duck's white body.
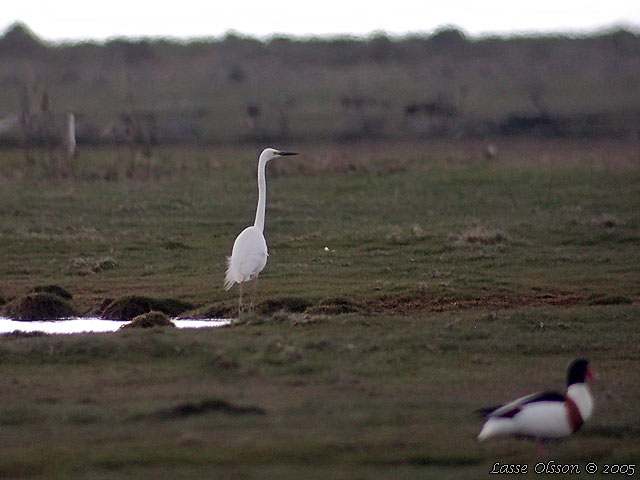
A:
[478,359,594,442]
[478,384,593,441]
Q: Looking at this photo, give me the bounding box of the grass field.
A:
[0,138,639,478]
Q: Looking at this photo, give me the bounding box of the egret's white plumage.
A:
[224,225,268,289]
[224,148,298,312]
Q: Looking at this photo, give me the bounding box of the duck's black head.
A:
[567,358,594,386]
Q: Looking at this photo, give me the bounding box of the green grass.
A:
[0,139,639,478]
[0,306,638,478]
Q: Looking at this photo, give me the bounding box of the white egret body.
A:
[224,148,298,313]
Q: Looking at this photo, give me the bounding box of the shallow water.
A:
[0,317,230,334]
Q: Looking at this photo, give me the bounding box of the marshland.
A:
[0,23,639,478]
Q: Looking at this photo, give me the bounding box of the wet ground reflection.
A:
[0,317,230,334]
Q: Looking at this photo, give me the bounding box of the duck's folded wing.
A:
[477,391,565,418]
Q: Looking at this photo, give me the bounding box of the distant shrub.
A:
[427,26,468,51]
[105,39,155,64]
[0,22,46,56]
[3,293,76,321]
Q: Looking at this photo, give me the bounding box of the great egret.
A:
[224,148,298,313]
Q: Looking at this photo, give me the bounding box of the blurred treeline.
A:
[0,22,639,147]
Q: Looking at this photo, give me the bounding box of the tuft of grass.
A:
[67,257,118,275]
[0,406,43,426]
[161,240,192,250]
[92,257,118,273]
[455,225,511,245]
[590,213,624,228]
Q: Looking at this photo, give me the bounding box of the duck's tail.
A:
[477,418,514,441]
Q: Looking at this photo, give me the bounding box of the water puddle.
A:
[0,317,230,335]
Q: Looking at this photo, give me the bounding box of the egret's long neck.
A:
[253,158,267,232]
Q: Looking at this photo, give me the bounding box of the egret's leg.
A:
[238,282,244,315]
[249,277,259,312]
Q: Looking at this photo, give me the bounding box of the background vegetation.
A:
[0,22,639,147]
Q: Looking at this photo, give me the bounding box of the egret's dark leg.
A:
[238,282,244,315]
[249,276,259,312]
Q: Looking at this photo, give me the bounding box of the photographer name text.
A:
[490,461,635,475]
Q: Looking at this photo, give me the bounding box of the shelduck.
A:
[477,359,595,442]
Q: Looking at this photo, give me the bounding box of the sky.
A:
[2,0,639,42]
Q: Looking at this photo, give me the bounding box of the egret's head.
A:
[260,148,298,163]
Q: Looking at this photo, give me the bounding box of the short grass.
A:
[0,138,639,478]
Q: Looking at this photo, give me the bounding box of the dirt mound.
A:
[178,303,235,319]
[120,311,175,329]
[308,297,367,315]
[100,295,193,321]
[2,292,77,321]
[257,297,313,314]
[29,285,73,300]
[587,295,633,306]
[307,297,366,314]
[134,398,266,421]
[370,290,587,314]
